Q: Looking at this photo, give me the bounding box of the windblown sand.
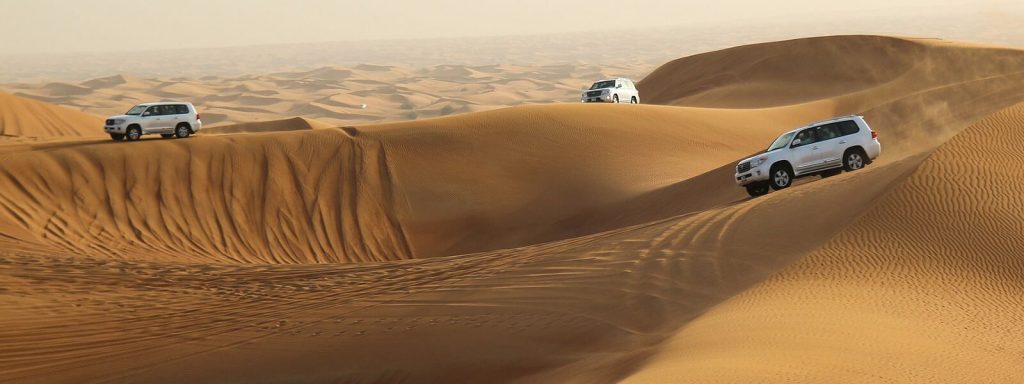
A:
[2,35,1024,383]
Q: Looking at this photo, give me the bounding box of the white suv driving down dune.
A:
[581,78,640,104]
[735,115,881,197]
[104,102,202,141]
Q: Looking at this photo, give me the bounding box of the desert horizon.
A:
[2,2,1024,383]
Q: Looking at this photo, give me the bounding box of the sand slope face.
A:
[363,103,810,257]
[0,130,412,263]
[0,91,103,139]
[622,103,1024,383]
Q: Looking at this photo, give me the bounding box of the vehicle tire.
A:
[769,164,793,191]
[613,94,619,103]
[125,125,142,142]
[160,134,174,139]
[745,182,770,197]
[631,96,638,104]
[820,169,842,178]
[843,148,867,171]
[110,133,125,141]
[174,123,191,139]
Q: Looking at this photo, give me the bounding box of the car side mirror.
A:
[142,111,151,116]
[791,139,802,147]
[616,84,622,88]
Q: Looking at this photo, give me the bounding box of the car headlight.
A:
[750,157,768,167]
[113,118,125,125]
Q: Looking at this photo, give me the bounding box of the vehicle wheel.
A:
[110,133,125,141]
[820,169,842,178]
[160,134,175,139]
[843,149,867,171]
[769,164,793,190]
[125,125,142,141]
[174,124,191,139]
[745,182,770,197]
[631,96,638,104]
[613,95,619,103]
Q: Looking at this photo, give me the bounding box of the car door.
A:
[155,105,175,132]
[140,106,162,133]
[167,104,185,130]
[814,123,845,169]
[789,127,824,175]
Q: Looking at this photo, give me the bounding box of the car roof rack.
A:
[804,114,863,127]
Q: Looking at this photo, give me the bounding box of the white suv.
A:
[581,78,640,104]
[104,102,202,141]
[735,115,881,197]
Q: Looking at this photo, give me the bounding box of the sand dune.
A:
[0,91,103,139]
[2,35,1024,383]
[621,102,1024,383]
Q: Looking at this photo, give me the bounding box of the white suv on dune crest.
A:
[581,78,640,104]
[104,102,202,141]
[735,115,881,197]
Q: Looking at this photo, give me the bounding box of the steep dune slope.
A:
[362,103,809,257]
[0,130,411,264]
[621,103,1024,383]
[0,91,103,139]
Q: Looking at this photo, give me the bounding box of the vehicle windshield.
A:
[125,105,149,115]
[767,131,796,151]
[590,80,616,90]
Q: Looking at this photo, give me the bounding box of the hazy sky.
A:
[0,0,1019,54]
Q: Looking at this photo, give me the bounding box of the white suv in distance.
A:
[581,78,639,104]
[104,102,202,141]
[735,115,881,197]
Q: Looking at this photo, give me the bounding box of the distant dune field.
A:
[2,35,1024,383]
[1,63,651,127]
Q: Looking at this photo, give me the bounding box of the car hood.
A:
[105,114,136,120]
[738,150,774,165]
[583,88,612,93]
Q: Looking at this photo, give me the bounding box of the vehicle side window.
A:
[143,106,157,116]
[817,123,841,141]
[170,105,184,115]
[838,120,860,136]
[791,128,818,147]
[180,105,190,114]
